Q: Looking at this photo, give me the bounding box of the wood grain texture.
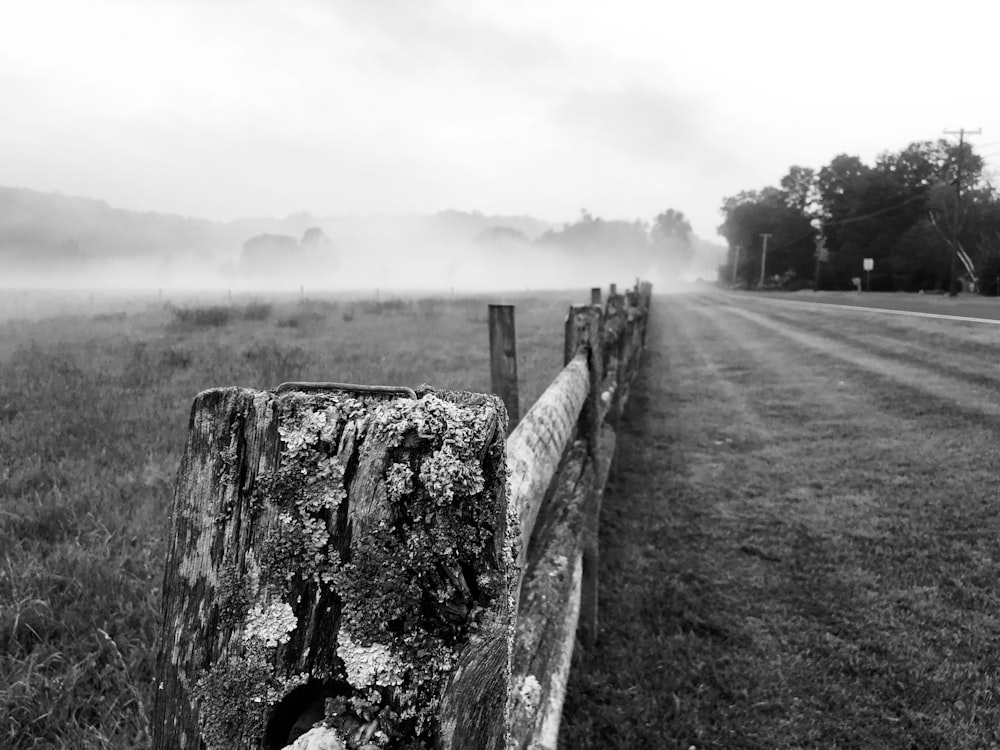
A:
[506,353,589,584]
[578,425,616,648]
[152,280,652,750]
[489,304,520,430]
[532,555,582,750]
[507,442,591,749]
[153,386,515,750]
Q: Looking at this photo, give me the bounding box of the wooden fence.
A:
[151,280,653,750]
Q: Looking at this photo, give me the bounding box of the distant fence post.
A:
[152,385,515,750]
[565,304,605,648]
[638,281,652,345]
[489,304,520,431]
[154,281,654,750]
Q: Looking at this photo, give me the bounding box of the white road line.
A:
[726,294,1000,326]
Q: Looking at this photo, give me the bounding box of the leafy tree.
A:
[780,166,819,214]
[719,138,1000,292]
[651,208,694,266]
[537,209,650,265]
[301,227,331,247]
[240,233,302,276]
[718,187,815,288]
[475,226,529,246]
[652,208,692,244]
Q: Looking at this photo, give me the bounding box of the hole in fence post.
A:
[488,303,519,431]
[263,678,344,749]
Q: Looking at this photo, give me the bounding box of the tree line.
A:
[483,208,697,270]
[718,139,1000,293]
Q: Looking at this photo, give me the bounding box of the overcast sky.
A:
[4,0,999,241]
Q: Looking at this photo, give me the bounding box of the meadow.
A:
[0,289,577,749]
[13,285,1000,749]
[562,291,1000,748]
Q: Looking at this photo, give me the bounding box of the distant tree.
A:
[301,227,330,247]
[780,166,819,214]
[537,210,648,256]
[718,188,815,287]
[300,226,338,269]
[650,208,694,266]
[718,137,1000,293]
[475,226,529,245]
[534,209,655,279]
[652,209,691,243]
[240,233,302,276]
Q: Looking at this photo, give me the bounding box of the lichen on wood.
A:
[506,354,589,594]
[507,442,592,749]
[153,385,515,750]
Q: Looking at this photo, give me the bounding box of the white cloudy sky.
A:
[3,0,999,240]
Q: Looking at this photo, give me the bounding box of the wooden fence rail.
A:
[152,280,652,750]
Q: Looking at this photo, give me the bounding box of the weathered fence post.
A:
[564,305,605,648]
[489,304,520,431]
[639,282,652,346]
[152,384,516,750]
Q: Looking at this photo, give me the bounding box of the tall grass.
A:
[0,290,575,748]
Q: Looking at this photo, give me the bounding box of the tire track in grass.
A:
[666,293,774,447]
[681,295,1000,551]
[561,295,777,749]
[716,300,1000,422]
[563,295,896,747]
[562,293,1000,749]
[680,294,1000,746]
[740,299,1000,398]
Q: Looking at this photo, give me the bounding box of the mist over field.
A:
[0,186,722,295]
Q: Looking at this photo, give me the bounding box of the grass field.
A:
[746,288,1000,321]
[561,290,1000,748]
[11,285,1000,749]
[0,289,577,749]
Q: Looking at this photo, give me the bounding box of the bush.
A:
[160,347,193,370]
[240,302,272,321]
[170,305,231,327]
[243,342,312,386]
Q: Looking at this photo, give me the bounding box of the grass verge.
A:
[561,292,1000,749]
[0,290,575,749]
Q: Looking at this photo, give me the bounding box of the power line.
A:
[761,190,934,256]
[824,190,931,227]
[731,137,977,259]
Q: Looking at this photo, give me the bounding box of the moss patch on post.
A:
[192,389,512,750]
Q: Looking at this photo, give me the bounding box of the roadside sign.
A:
[863,258,874,271]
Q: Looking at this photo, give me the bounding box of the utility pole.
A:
[732,244,742,286]
[758,233,772,288]
[813,226,826,292]
[944,127,981,296]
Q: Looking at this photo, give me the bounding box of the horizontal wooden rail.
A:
[506,351,589,587]
[152,280,652,750]
[505,280,651,748]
